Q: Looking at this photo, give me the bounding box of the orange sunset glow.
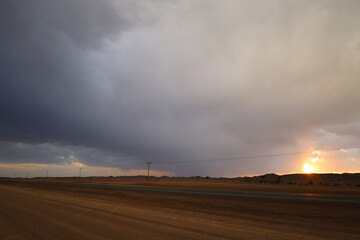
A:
[303,151,323,173]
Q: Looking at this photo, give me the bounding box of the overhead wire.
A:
[1,147,359,177]
[149,147,360,164]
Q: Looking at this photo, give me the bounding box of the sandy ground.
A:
[0,181,359,240]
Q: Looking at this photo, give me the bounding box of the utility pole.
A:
[27,172,29,178]
[79,168,82,178]
[145,162,152,181]
[46,170,49,177]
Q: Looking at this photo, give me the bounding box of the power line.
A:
[150,147,360,164]
[1,147,357,178]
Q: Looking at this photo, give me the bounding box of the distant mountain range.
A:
[239,173,360,187]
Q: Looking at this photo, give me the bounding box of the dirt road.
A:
[0,182,359,240]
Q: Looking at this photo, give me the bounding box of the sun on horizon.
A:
[302,151,323,173]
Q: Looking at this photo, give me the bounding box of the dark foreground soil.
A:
[0,180,359,240]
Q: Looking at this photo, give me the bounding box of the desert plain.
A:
[0,176,360,240]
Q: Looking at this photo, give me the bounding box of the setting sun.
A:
[302,151,324,173]
[303,163,315,173]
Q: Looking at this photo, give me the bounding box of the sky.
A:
[1,0,360,177]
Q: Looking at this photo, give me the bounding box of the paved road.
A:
[3,180,360,205]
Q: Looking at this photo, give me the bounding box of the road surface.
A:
[3,180,360,205]
[0,181,359,240]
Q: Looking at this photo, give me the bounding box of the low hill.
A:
[240,173,360,186]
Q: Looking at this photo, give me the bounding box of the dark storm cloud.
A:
[0,0,135,144]
[0,142,71,164]
[1,0,360,176]
[0,141,137,170]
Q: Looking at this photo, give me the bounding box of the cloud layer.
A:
[1,0,360,176]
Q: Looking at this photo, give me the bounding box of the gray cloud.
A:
[1,0,360,176]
